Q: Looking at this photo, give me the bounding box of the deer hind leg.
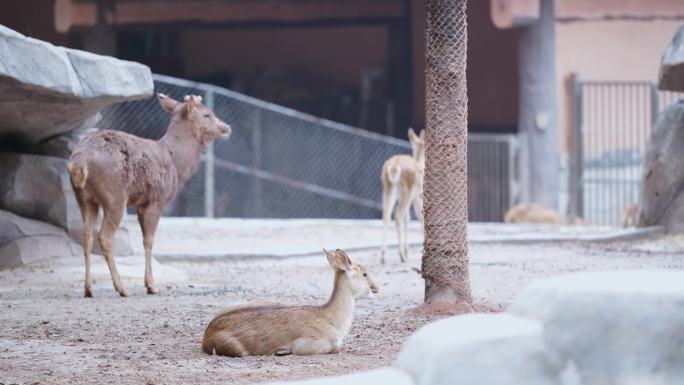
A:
[394,190,413,263]
[98,201,128,297]
[76,192,99,298]
[137,204,162,294]
[381,185,398,264]
[412,188,424,226]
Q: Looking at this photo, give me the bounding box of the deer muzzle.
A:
[218,121,232,137]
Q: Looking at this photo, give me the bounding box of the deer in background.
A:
[380,128,425,263]
[504,203,586,225]
[622,203,639,228]
[68,94,231,297]
[202,249,378,356]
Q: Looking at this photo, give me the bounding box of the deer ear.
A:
[157,93,178,113]
[419,129,425,140]
[324,249,337,270]
[182,94,201,118]
[334,249,353,271]
[408,127,418,142]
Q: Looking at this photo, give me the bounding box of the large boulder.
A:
[0,25,153,146]
[0,152,133,255]
[0,152,79,230]
[0,209,80,268]
[659,23,684,92]
[510,270,684,385]
[30,120,99,159]
[394,313,561,385]
[637,100,684,232]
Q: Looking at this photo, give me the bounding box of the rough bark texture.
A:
[422,0,472,304]
[518,0,558,210]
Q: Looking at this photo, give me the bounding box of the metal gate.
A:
[570,74,683,226]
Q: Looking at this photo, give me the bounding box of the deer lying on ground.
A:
[202,249,378,356]
[504,203,586,225]
[504,203,564,224]
[380,128,425,263]
[68,94,231,297]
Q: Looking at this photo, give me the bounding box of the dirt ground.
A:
[1,233,684,385]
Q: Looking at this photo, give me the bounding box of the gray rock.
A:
[510,270,684,385]
[659,23,684,92]
[394,313,561,385]
[30,118,100,159]
[0,25,152,145]
[637,100,684,232]
[0,152,133,255]
[262,368,414,385]
[0,152,77,230]
[0,209,80,268]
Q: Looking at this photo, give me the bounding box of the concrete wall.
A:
[556,19,684,154]
[0,0,70,47]
[181,26,388,90]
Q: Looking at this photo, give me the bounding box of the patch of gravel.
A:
[1,237,683,384]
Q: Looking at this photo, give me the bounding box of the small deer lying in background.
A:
[504,203,586,225]
[380,128,425,263]
[504,203,564,224]
[68,94,231,297]
[202,249,378,356]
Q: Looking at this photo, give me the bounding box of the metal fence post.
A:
[251,110,263,217]
[569,73,584,220]
[650,81,660,126]
[204,90,215,218]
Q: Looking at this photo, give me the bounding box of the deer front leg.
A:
[137,204,162,294]
[290,337,338,355]
[98,204,128,297]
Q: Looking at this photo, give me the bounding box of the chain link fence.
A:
[100,74,410,218]
[99,73,516,220]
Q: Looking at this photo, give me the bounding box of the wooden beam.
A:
[55,0,97,33]
[491,0,540,29]
[55,0,402,32]
[556,0,684,21]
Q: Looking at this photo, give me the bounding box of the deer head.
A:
[324,249,379,298]
[158,93,231,143]
[408,128,425,169]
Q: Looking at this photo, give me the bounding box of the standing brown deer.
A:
[380,128,425,263]
[68,94,231,297]
[202,249,378,356]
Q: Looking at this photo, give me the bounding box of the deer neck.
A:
[159,121,205,187]
[321,270,355,334]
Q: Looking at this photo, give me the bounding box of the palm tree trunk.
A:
[422,0,471,305]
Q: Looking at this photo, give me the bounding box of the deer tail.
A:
[387,164,401,184]
[67,160,88,189]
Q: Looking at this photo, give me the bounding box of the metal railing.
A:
[570,74,684,226]
[99,74,518,220]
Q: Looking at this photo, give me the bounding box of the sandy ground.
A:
[1,222,683,385]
